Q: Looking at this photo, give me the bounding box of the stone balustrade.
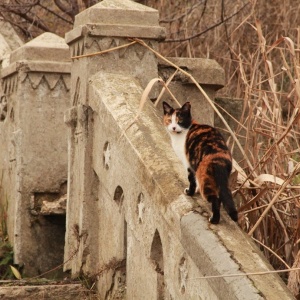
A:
[0,0,294,298]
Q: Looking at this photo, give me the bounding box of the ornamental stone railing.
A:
[0,32,70,276]
[62,0,294,299]
[0,0,295,298]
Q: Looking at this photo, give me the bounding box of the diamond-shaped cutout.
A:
[134,44,147,60]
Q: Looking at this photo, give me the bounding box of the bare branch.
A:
[38,3,73,24]
[160,2,204,24]
[163,2,250,43]
[54,0,78,21]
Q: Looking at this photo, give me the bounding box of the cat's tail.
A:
[219,185,238,222]
[214,164,238,222]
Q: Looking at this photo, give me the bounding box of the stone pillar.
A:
[63,0,165,296]
[158,57,225,126]
[0,32,70,276]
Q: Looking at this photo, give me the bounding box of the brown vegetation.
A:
[0,0,97,40]
[141,0,300,295]
[2,0,300,296]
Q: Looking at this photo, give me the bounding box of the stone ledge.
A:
[159,57,225,88]
[65,24,166,45]
[10,32,69,64]
[89,24,165,40]
[181,211,294,299]
[181,212,263,300]
[40,194,67,215]
[74,0,159,27]
[1,61,71,78]
[0,283,95,300]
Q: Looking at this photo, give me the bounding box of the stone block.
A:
[10,32,69,63]
[74,0,160,27]
[0,283,94,300]
[0,32,71,276]
[158,57,225,126]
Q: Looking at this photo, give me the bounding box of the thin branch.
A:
[54,0,77,21]
[71,41,137,59]
[248,162,300,236]
[252,237,290,269]
[159,1,204,24]
[163,2,250,43]
[1,4,50,32]
[38,3,73,25]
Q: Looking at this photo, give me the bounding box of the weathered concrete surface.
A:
[65,0,165,98]
[88,71,216,299]
[0,282,95,300]
[214,97,245,161]
[182,212,292,300]
[0,32,70,276]
[159,57,225,126]
[87,72,294,299]
[74,0,160,27]
[10,32,70,63]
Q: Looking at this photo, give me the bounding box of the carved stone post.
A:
[159,57,225,126]
[0,32,70,276]
[63,0,165,296]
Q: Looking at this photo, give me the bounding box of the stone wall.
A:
[0,32,70,276]
[0,0,295,298]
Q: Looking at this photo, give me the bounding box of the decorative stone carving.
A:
[0,95,7,121]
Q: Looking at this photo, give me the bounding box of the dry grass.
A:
[230,24,300,294]
[138,0,300,295]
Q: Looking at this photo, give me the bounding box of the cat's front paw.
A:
[184,188,194,196]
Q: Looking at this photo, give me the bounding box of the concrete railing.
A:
[0,0,295,298]
[0,32,70,276]
[63,0,294,299]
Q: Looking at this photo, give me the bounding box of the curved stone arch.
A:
[150,229,165,299]
[113,185,124,208]
[0,95,7,121]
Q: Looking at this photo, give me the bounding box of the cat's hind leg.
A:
[207,195,221,224]
[199,176,221,224]
[184,168,197,196]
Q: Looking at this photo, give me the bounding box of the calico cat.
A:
[163,101,238,224]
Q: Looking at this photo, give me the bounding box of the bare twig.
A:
[248,162,300,236]
[71,41,137,59]
[163,2,250,43]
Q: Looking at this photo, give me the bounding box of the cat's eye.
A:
[165,117,171,124]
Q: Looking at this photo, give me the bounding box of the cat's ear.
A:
[162,101,173,114]
[181,102,191,112]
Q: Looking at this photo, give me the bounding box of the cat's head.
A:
[162,101,192,134]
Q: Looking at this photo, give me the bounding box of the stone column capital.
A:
[1,32,70,78]
[65,0,165,44]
